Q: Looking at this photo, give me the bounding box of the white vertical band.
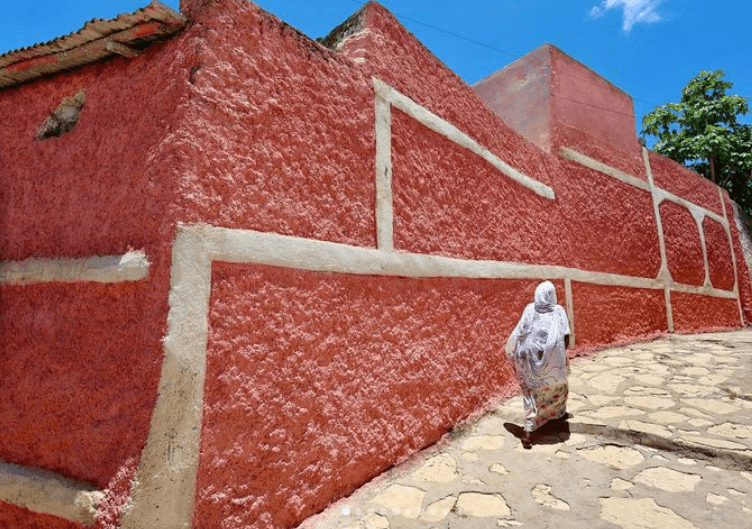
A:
[374,89,394,251]
[121,227,212,529]
[564,277,576,348]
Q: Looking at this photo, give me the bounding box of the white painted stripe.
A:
[564,146,728,227]
[719,187,745,325]
[643,147,671,283]
[121,230,212,529]
[561,147,651,191]
[697,215,711,288]
[373,78,556,200]
[199,225,738,298]
[664,288,674,332]
[0,251,150,284]
[564,277,576,348]
[374,91,394,251]
[123,223,740,528]
[653,188,727,227]
[0,460,103,526]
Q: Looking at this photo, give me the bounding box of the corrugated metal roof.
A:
[0,1,188,90]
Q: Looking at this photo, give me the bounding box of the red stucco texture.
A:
[0,4,181,524]
[0,502,85,529]
[660,201,705,286]
[649,151,724,216]
[571,283,668,348]
[1,0,751,528]
[724,193,752,321]
[196,262,538,528]
[703,216,735,291]
[474,44,646,180]
[672,292,741,332]
[549,48,646,180]
[173,1,377,246]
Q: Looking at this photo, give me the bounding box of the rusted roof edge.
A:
[0,1,187,90]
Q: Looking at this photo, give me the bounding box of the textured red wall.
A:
[0,17,188,527]
[724,193,752,322]
[649,152,724,216]
[172,0,376,246]
[703,217,735,291]
[672,292,741,332]
[557,160,661,277]
[660,201,705,286]
[572,283,668,348]
[0,502,85,529]
[1,0,750,528]
[195,263,543,529]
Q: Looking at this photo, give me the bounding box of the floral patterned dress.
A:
[505,282,571,433]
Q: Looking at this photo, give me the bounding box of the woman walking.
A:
[505,281,571,448]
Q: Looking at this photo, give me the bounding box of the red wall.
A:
[1,1,750,528]
[196,263,541,528]
[549,47,646,180]
[473,46,552,150]
[672,292,741,332]
[703,217,735,291]
[0,20,188,527]
[649,151,724,216]
[572,283,668,348]
[660,201,705,286]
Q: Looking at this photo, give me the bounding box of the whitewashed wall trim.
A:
[0,251,149,284]
[0,460,103,526]
[373,78,556,200]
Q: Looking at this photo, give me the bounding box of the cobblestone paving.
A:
[298,331,752,529]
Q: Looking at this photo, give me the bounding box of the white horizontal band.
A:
[560,147,651,191]
[0,251,150,284]
[0,461,103,525]
[199,225,736,297]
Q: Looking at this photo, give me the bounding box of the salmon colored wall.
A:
[473,46,553,150]
[549,47,646,181]
[195,263,546,528]
[703,217,735,291]
[660,201,705,286]
[0,20,188,527]
[0,502,85,529]
[1,0,750,528]
[571,283,668,348]
[649,151,724,216]
[672,292,741,332]
[172,0,377,246]
[724,193,752,321]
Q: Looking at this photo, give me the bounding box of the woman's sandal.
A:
[522,432,532,449]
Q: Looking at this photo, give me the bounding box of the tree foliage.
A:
[641,70,752,213]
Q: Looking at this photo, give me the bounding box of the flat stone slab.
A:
[576,445,645,470]
[633,467,702,492]
[600,497,700,529]
[455,492,511,517]
[370,485,425,519]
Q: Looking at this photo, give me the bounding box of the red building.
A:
[1,1,750,528]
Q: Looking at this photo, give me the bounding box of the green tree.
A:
[641,70,752,213]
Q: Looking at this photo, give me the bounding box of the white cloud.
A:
[588,0,665,32]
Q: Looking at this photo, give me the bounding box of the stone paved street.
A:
[298,331,752,529]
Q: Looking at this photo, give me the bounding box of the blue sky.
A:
[2,0,751,137]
